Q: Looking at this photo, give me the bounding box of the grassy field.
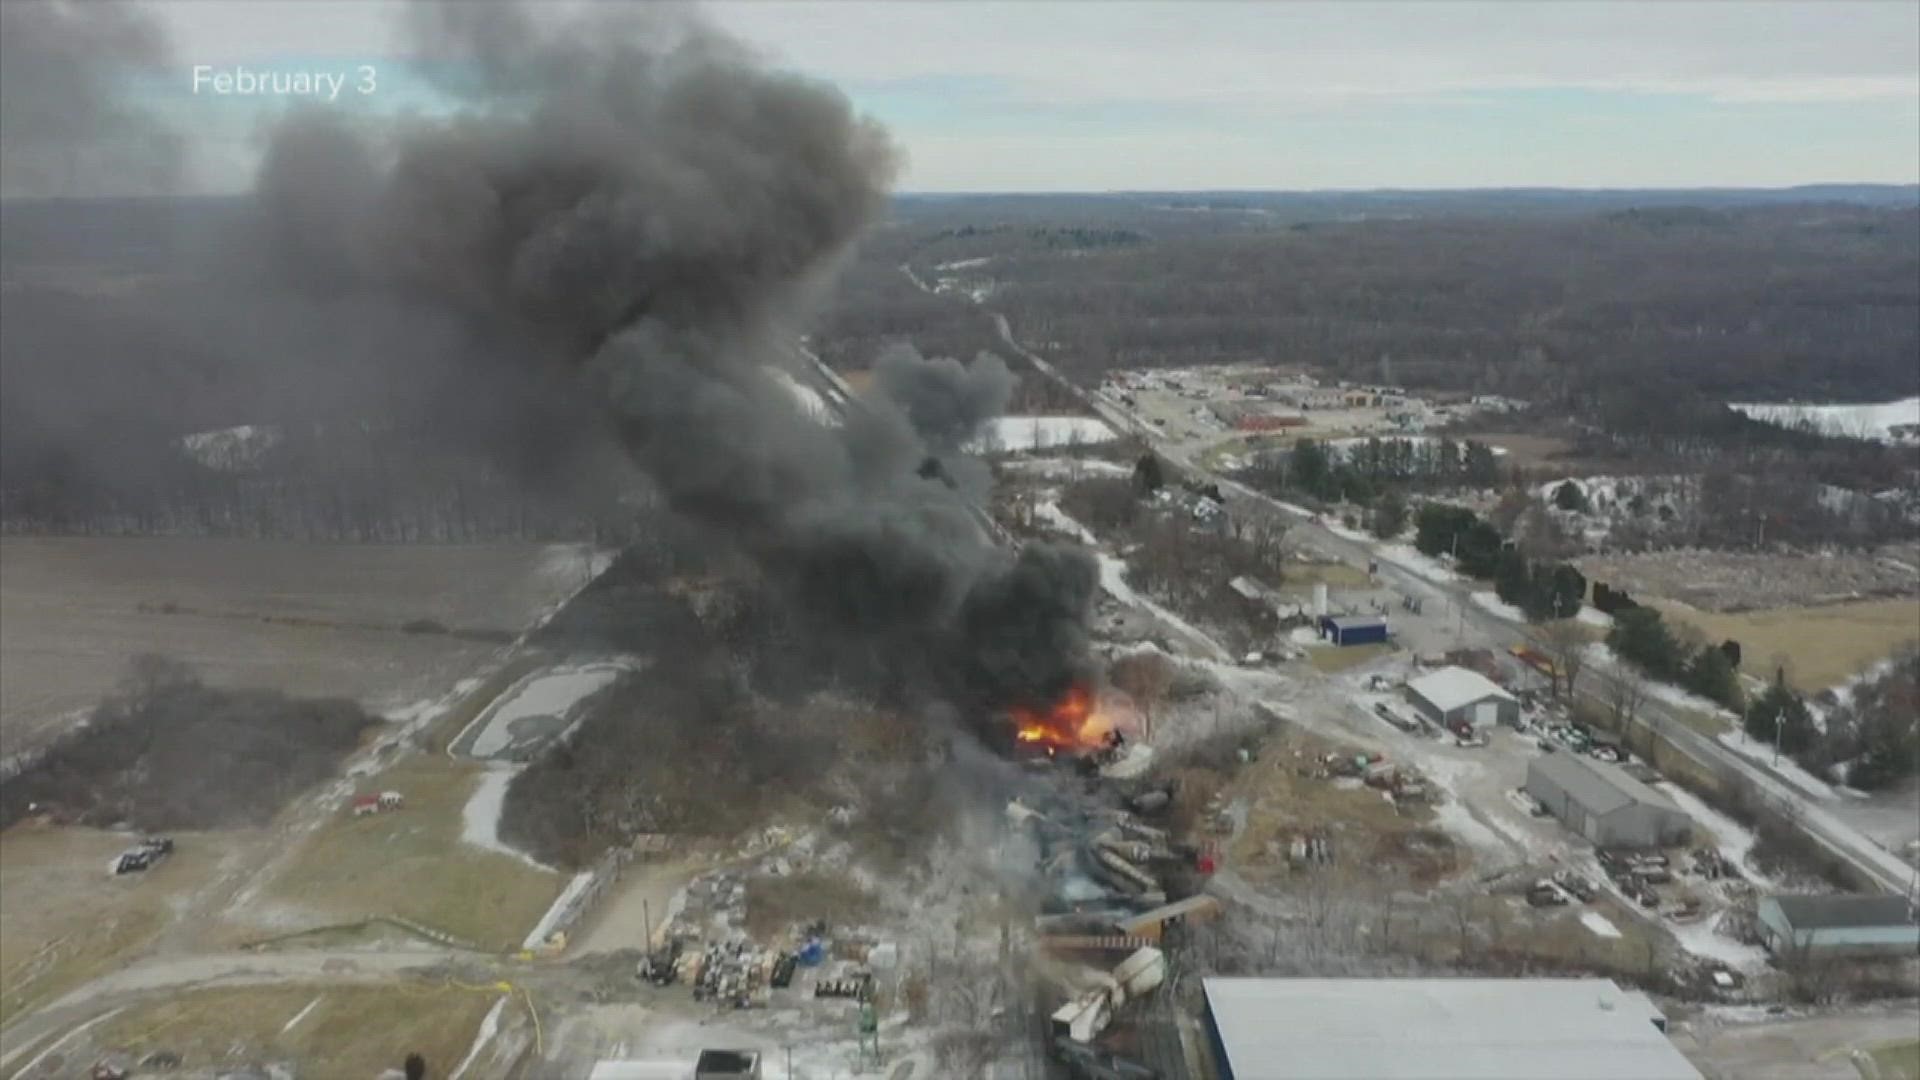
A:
[1647,596,1919,691]
[1866,1039,1920,1080]
[253,755,565,951]
[85,984,500,1079]
[0,826,240,1027]
[0,537,599,753]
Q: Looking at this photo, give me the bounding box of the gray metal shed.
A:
[1756,894,1920,958]
[1526,753,1692,849]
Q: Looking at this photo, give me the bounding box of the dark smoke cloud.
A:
[0,0,182,199]
[872,345,1015,454]
[232,1,1095,715]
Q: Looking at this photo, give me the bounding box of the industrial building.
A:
[1756,894,1920,958]
[1318,614,1388,646]
[1200,977,1699,1080]
[1526,753,1693,849]
[1406,666,1518,729]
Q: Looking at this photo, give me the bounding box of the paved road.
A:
[976,301,1918,900]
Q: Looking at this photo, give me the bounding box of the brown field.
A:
[249,755,564,951]
[1227,731,1448,886]
[0,537,600,753]
[1469,431,1580,471]
[84,984,499,1080]
[0,826,242,1027]
[1646,596,1919,691]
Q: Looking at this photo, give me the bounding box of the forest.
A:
[5,190,1916,538]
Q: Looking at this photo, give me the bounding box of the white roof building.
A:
[1201,977,1700,1080]
[1405,666,1519,728]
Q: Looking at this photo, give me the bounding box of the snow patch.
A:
[934,257,992,270]
[1660,781,1777,888]
[179,423,283,472]
[770,367,838,426]
[461,767,557,873]
[1576,606,1615,629]
[1667,909,1771,972]
[280,995,323,1034]
[999,456,1132,479]
[1033,500,1098,545]
[464,662,632,759]
[1580,911,1623,939]
[1716,729,1838,801]
[1471,591,1527,622]
[1729,396,1920,444]
[971,415,1116,453]
[1376,543,1463,584]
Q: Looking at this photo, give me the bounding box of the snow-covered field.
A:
[1729,396,1920,443]
[972,415,1116,453]
[997,456,1132,480]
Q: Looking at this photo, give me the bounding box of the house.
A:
[351,795,381,817]
[1526,753,1693,849]
[1318,614,1387,646]
[1406,666,1518,730]
[1756,894,1920,959]
[1200,977,1699,1080]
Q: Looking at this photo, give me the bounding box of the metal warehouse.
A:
[1757,894,1920,959]
[1526,752,1693,849]
[1200,977,1700,1080]
[1405,666,1518,729]
[1318,614,1387,646]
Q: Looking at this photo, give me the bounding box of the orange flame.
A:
[1008,684,1118,754]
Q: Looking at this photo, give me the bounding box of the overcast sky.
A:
[124,0,1920,192]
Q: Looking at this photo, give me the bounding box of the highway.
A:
[975,305,1920,901]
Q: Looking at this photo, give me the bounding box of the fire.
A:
[1008,683,1119,754]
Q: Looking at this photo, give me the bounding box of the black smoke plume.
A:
[240,2,1095,716]
[0,0,182,199]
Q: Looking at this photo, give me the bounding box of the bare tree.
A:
[1542,621,1588,700]
[1109,651,1175,739]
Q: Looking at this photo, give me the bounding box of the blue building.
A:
[1319,614,1388,646]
